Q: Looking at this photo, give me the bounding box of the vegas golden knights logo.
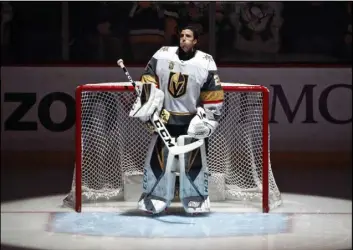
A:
[168,72,188,98]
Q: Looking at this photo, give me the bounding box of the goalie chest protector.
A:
[150,46,217,120]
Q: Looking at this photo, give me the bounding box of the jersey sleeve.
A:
[200,58,224,121]
[140,54,159,87]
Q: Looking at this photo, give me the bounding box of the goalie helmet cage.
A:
[64,82,282,213]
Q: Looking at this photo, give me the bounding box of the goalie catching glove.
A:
[187,107,219,139]
[129,83,164,122]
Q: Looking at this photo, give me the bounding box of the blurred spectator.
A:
[67,2,98,62]
[94,2,130,62]
[214,2,235,57]
[1,1,13,62]
[69,2,132,63]
[229,2,283,54]
[3,2,351,64]
[160,2,179,46]
[128,2,166,62]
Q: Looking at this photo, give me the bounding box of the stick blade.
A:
[168,139,204,155]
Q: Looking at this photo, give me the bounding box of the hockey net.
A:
[64,82,282,212]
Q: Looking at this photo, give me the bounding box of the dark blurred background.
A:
[1,1,352,207]
[1,1,352,65]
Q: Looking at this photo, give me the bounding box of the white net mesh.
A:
[64,82,281,211]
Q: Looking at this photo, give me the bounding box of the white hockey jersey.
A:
[140,46,224,125]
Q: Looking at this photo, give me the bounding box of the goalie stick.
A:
[117,59,203,155]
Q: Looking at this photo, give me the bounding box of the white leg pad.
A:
[177,135,211,213]
[123,172,226,202]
